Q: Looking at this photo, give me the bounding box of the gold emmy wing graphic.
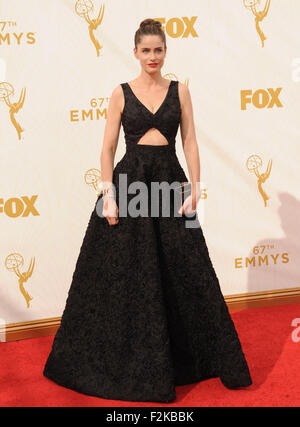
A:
[0,82,26,140]
[184,78,189,88]
[5,253,35,309]
[85,168,102,196]
[163,73,189,88]
[246,154,272,207]
[75,0,105,57]
[243,0,271,47]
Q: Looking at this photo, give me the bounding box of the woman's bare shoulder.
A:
[178,81,191,111]
[178,81,190,97]
[109,84,125,114]
[111,83,125,97]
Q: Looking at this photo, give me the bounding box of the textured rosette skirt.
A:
[43,144,252,403]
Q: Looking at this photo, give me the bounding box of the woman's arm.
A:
[100,84,123,194]
[178,82,201,211]
[100,84,124,225]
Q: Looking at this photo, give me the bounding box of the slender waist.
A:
[125,143,176,155]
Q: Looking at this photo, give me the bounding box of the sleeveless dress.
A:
[43,80,252,403]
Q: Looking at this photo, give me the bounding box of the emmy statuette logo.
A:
[163,73,190,88]
[0,82,26,140]
[243,0,271,47]
[246,154,272,207]
[5,253,35,309]
[75,0,105,57]
[85,168,102,196]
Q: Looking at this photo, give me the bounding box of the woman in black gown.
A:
[43,18,252,403]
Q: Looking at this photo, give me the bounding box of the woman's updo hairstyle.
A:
[134,18,166,50]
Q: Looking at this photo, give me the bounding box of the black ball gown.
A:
[43,79,252,403]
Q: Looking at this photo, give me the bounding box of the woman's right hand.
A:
[102,197,119,226]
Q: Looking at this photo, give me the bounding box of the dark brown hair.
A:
[134,18,166,50]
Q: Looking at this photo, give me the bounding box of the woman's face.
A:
[134,35,167,75]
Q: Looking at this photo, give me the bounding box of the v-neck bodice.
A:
[126,80,172,116]
[120,80,181,153]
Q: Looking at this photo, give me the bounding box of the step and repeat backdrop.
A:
[1,0,300,329]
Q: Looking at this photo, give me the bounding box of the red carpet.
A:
[0,303,299,407]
